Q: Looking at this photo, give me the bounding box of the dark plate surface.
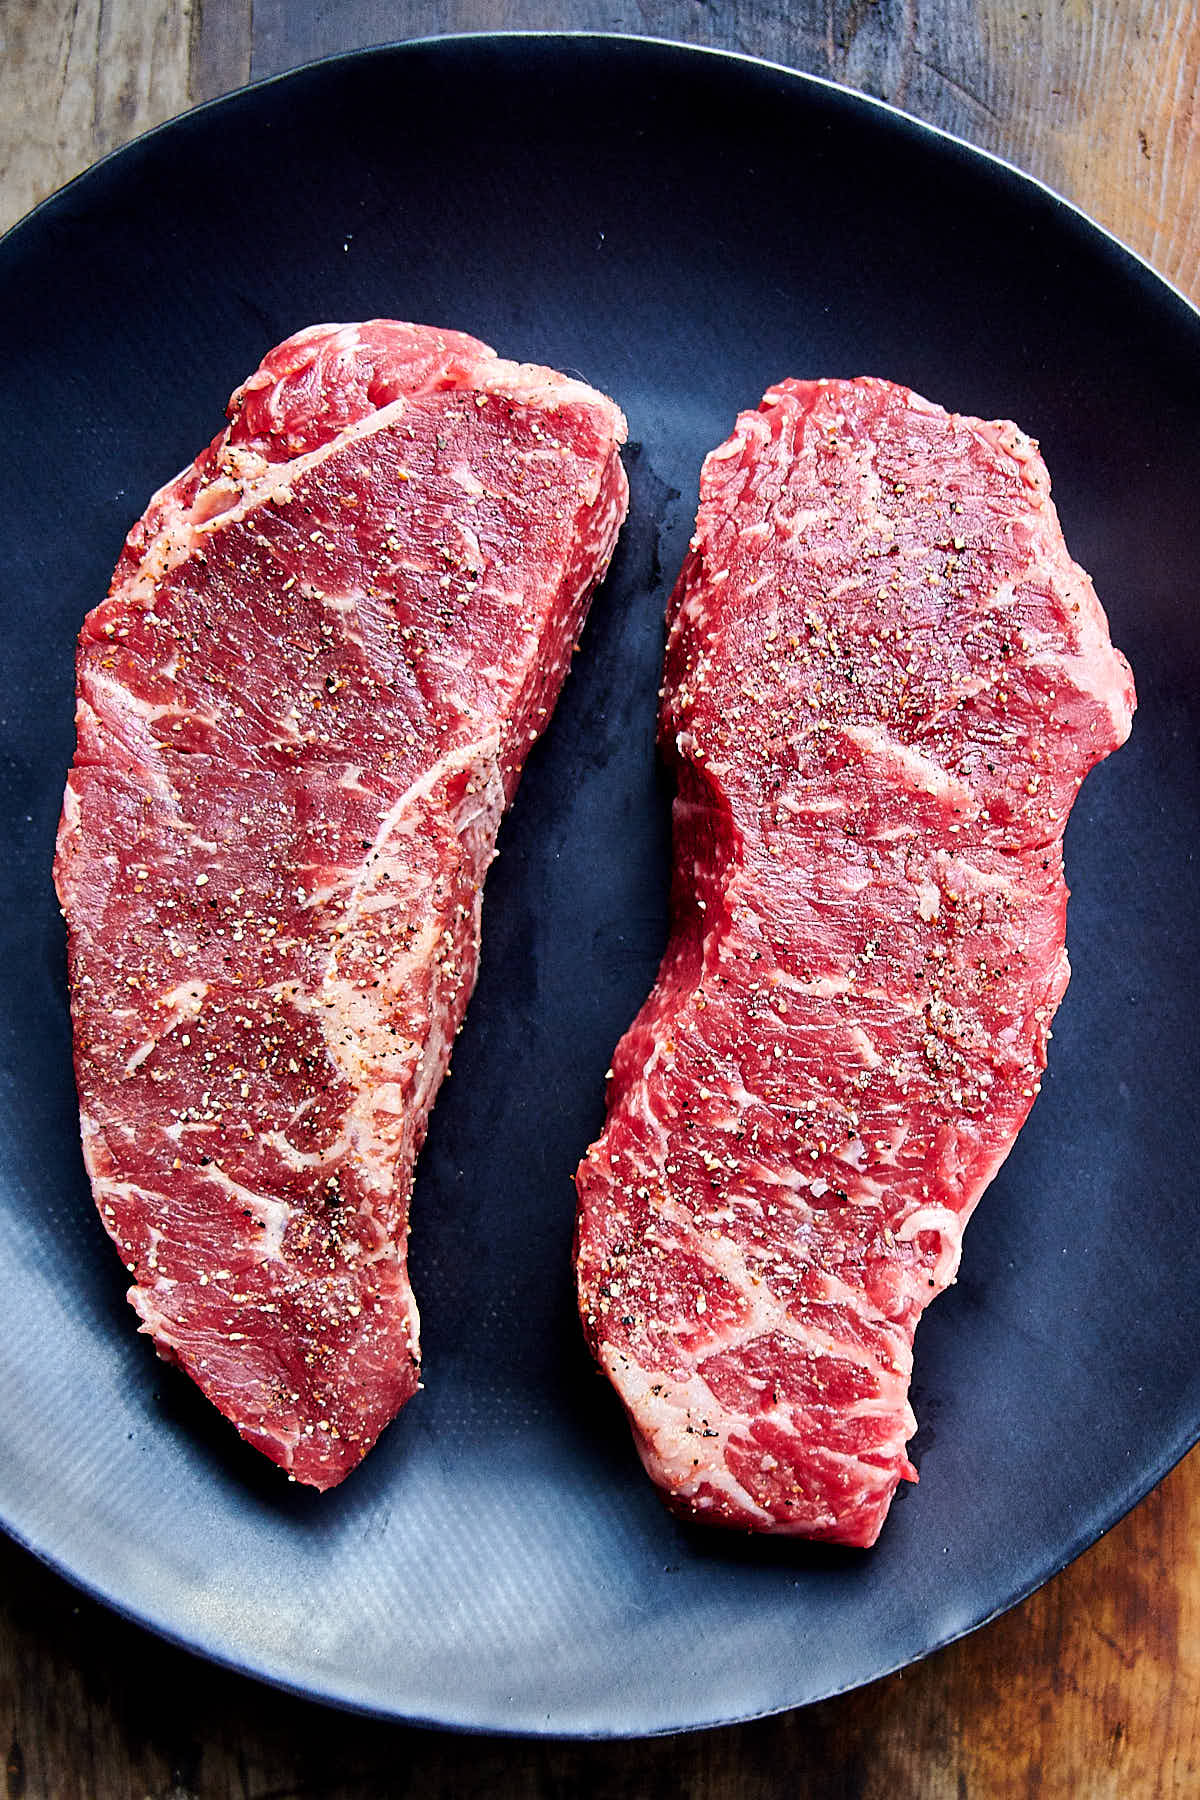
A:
[0,33,1197,1738]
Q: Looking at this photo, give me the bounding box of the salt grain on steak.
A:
[575,377,1133,1546]
[56,320,628,1489]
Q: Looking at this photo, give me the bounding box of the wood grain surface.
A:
[2,3,1198,1795]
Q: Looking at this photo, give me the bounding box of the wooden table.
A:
[2,5,1198,1794]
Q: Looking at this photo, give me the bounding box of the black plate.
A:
[1,33,1197,1737]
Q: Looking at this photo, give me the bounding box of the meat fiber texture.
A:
[55,320,628,1489]
[575,377,1134,1547]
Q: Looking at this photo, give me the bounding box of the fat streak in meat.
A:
[56,320,628,1489]
[575,377,1133,1547]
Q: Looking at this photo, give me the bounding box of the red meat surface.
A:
[575,377,1133,1546]
[56,320,628,1489]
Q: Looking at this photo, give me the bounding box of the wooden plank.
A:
[0,0,252,234]
[189,0,254,105]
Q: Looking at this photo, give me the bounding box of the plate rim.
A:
[2,28,1197,1738]
[6,28,1198,333]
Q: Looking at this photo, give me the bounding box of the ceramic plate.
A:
[1,34,1196,1736]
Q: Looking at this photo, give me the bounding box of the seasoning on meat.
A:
[575,377,1133,1546]
[56,320,628,1488]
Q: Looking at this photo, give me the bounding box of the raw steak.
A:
[56,320,628,1489]
[575,377,1133,1546]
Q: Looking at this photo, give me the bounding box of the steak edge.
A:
[56,320,628,1489]
[575,376,1133,1546]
